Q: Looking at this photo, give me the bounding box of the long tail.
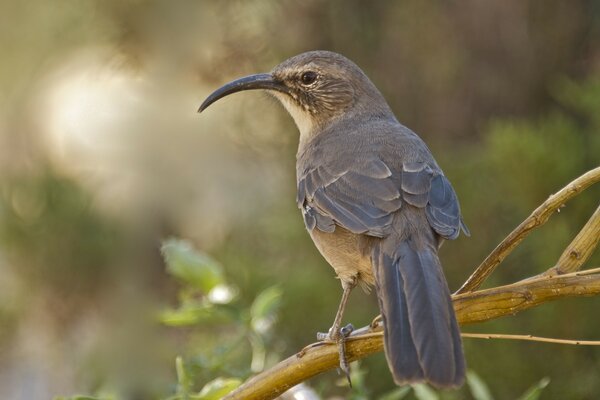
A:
[373,237,465,388]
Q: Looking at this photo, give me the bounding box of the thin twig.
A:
[571,266,600,276]
[456,166,600,294]
[544,203,600,276]
[462,332,600,346]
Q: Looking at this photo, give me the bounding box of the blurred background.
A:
[1,0,599,399]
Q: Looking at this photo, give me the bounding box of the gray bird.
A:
[199,51,469,388]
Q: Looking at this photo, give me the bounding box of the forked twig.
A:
[456,166,600,294]
[544,204,600,276]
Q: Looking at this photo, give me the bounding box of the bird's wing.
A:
[402,161,469,240]
[297,158,402,237]
[298,159,468,240]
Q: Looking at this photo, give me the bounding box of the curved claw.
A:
[370,314,383,330]
[315,323,355,386]
[338,323,355,387]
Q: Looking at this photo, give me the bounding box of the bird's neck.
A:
[295,108,397,159]
[270,92,317,145]
[274,88,396,155]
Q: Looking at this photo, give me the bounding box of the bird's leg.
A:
[317,277,357,385]
[317,278,356,341]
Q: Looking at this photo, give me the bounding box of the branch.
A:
[453,268,600,324]
[544,204,600,276]
[223,269,600,400]
[456,166,600,294]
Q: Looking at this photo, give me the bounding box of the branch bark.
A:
[544,204,600,276]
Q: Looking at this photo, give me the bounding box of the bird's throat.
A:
[270,91,316,148]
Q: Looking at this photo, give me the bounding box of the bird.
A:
[198,50,469,389]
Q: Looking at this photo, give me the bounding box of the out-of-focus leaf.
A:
[250,285,282,333]
[176,356,192,396]
[207,284,237,304]
[159,303,231,326]
[379,386,411,400]
[161,239,224,292]
[412,383,439,400]
[467,370,494,400]
[53,397,109,400]
[249,331,266,372]
[517,377,550,400]
[195,377,242,400]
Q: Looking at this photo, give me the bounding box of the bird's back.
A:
[297,116,440,180]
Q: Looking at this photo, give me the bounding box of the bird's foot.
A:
[338,323,354,387]
[299,322,355,359]
[316,330,331,341]
[317,323,355,387]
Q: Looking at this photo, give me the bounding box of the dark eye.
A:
[300,71,318,85]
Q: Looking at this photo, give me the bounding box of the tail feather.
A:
[373,245,424,382]
[373,238,465,388]
[447,277,466,384]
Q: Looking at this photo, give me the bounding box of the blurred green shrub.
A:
[0,169,121,294]
[159,238,282,399]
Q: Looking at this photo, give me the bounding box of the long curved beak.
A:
[198,73,287,113]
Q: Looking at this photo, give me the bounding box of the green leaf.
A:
[250,286,282,333]
[176,356,192,396]
[161,239,224,292]
[195,377,242,400]
[412,383,439,400]
[517,377,550,400]
[249,331,266,372]
[53,396,112,400]
[378,386,411,400]
[207,284,237,304]
[467,370,494,400]
[159,303,230,326]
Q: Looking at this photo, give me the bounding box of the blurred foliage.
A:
[162,239,225,294]
[1,1,599,399]
[54,397,113,400]
[159,239,281,398]
[0,169,121,294]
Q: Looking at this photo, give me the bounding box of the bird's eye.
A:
[300,71,318,85]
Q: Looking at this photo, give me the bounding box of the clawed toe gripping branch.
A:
[223,166,600,400]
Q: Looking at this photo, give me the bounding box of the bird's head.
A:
[199,51,391,143]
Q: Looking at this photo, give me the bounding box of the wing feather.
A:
[298,154,468,240]
[298,158,401,236]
